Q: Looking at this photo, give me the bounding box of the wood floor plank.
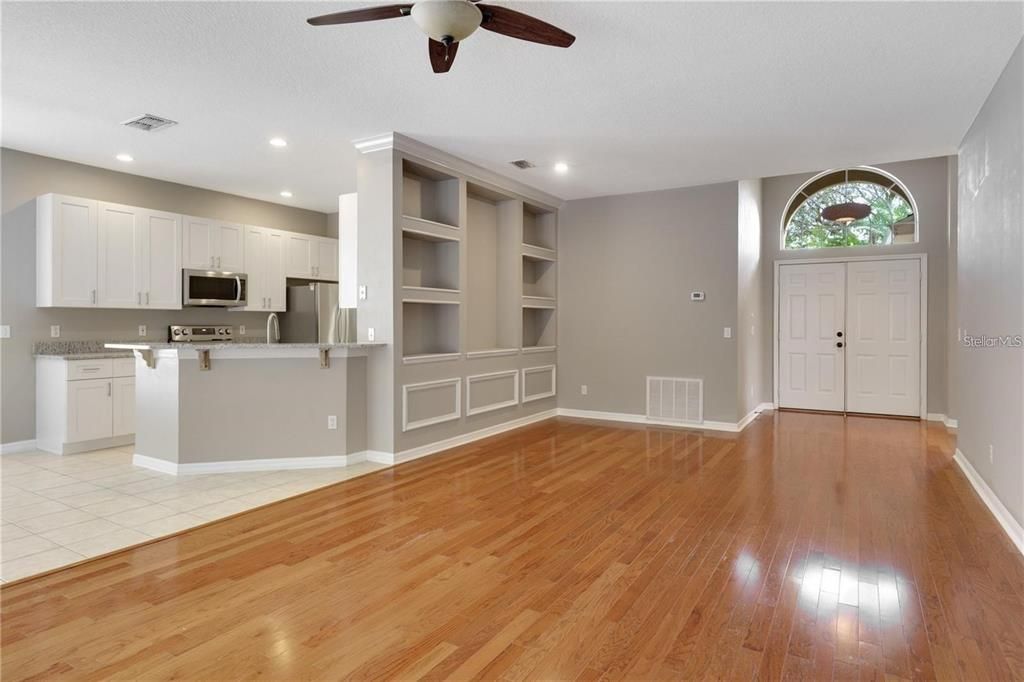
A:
[3,412,1022,681]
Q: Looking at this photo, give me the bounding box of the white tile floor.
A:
[0,446,386,582]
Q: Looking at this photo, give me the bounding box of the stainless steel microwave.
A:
[182,269,248,307]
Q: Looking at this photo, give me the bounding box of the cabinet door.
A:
[112,377,135,436]
[139,210,182,309]
[265,230,287,311]
[239,226,265,311]
[67,379,113,443]
[286,234,314,278]
[97,202,141,308]
[216,223,245,271]
[316,238,339,281]
[50,196,99,307]
[183,216,216,269]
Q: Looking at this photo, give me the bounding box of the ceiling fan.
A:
[307,0,576,73]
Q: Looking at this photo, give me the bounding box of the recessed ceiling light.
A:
[554,161,569,174]
[280,190,293,198]
[269,137,288,148]
[116,153,134,162]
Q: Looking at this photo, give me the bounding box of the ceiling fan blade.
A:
[307,4,412,26]
[429,39,459,73]
[477,4,575,48]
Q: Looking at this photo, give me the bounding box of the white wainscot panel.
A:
[403,377,462,432]
[521,364,556,403]
[466,370,519,416]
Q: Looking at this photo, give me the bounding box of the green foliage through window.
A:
[784,179,914,249]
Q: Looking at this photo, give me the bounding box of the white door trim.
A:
[773,253,927,417]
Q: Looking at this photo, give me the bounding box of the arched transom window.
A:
[782,168,917,250]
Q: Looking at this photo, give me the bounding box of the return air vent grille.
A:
[509,159,535,170]
[121,114,178,132]
[646,376,703,424]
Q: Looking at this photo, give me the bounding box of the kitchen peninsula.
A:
[106,341,384,474]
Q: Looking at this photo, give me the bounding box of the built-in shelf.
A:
[521,244,557,262]
[466,183,520,356]
[403,301,460,357]
[523,203,557,251]
[402,286,461,305]
[402,352,462,365]
[466,348,520,359]
[522,295,556,309]
[522,345,557,354]
[402,215,461,241]
[403,231,459,291]
[522,306,556,348]
[522,256,556,299]
[403,159,460,228]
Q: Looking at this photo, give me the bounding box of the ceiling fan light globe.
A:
[411,0,482,42]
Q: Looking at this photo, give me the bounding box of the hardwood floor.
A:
[2,412,1022,681]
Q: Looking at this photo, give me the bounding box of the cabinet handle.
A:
[146,292,150,305]
[92,289,97,304]
[107,381,111,397]
[217,256,222,268]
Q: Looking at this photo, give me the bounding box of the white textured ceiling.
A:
[3,1,1022,212]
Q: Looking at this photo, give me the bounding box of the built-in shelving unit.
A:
[522,306,556,349]
[403,300,460,359]
[523,204,557,251]
[519,203,557,351]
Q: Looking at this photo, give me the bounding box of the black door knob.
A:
[836,331,843,337]
[836,342,844,348]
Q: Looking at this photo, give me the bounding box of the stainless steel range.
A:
[168,325,235,343]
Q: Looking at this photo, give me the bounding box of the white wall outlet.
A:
[0,325,10,339]
[723,327,732,339]
[358,285,367,301]
[138,325,147,337]
[581,384,588,395]
[327,415,338,430]
[690,291,706,301]
[367,327,375,341]
[50,325,61,338]
[239,325,246,335]
[989,444,994,463]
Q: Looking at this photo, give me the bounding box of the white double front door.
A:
[777,259,922,417]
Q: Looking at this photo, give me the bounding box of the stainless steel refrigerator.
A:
[280,283,356,343]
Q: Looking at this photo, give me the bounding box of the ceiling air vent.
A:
[509,159,535,170]
[121,114,178,132]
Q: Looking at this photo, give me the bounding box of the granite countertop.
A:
[33,341,134,360]
[104,341,387,351]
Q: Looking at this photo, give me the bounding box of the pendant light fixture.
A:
[821,169,871,224]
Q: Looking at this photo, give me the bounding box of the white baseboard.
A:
[133,453,360,475]
[926,413,958,429]
[0,439,38,455]
[953,448,1024,557]
[557,407,765,434]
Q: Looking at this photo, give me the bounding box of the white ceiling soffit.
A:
[2,1,1022,213]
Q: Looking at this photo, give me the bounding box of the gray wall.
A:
[760,156,953,414]
[737,179,765,417]
[558,182,741,423]
[956,38,1023,526]
[1,148,330,444]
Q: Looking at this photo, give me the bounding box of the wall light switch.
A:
[239,325,246,335]
[723,327,732,339]
[358,285,367,301]
[327,415,338,430]
[581,384,588,395]
[50,325,61,338]
[367,327,375,341]
[138,325,147,337]
[0,325,10,339]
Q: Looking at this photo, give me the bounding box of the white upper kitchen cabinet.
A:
[239,226,286,312]
[37,194,99,307]
[138,209,182,309]
[96,202,181,310]
[182,216,244,271]
[286,233,339,280]
[97,202,141,308]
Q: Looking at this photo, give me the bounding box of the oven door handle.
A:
[234,276,242,303]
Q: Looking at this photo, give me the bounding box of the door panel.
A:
[141,211,182,309]
[112,377,135,436]
[67,379,113,442]
[217,223,245,271]
[845,259,921,416]
[97,203,139,308]
[55,197,99,306]
[778,263,846,411]
[183,217,215,269]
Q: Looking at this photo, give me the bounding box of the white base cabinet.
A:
[37,357,136,454]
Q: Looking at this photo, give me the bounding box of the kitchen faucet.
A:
[266,313,280,344]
